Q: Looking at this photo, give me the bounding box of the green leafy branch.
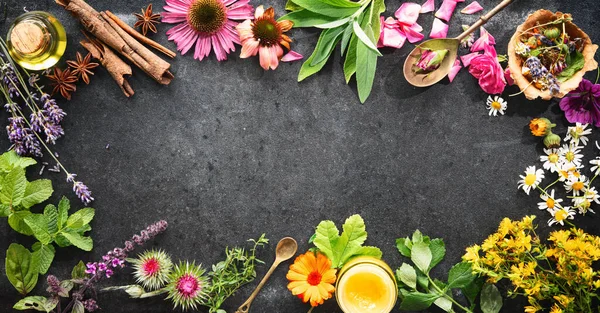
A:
[396,230,503,313]
[280,0,385,103]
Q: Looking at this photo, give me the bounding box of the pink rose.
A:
[468,53,506,95]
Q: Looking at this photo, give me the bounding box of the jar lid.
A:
[10,22,46,55]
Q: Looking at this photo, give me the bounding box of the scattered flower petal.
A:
[461,1,484,14]
[448,59,462,82]
[395,2,422,25]
[281,50,303,62]
[504,67,514,86]
[420,0,435,13]
[471,26,496,52]
[429,18,449,38]
[460,52,480,67]
[435,0,457,22]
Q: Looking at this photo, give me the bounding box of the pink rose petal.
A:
[429,18,449,39]
[404,23,425,43]
[395,2,422,25]
[435,0,457,22]
[448,59,462,82]
[455,0,465,2]
[460,52,480,67]
[420,0,435,13]
[461,1,484,14]
[281,50,303,62]
[383,25,408,48]
[471,26,496,52]
[504,67,514,86]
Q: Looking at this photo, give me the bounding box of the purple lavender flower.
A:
[44,123,64,144]
[66,173,94,205]
[41,94,66,124]
[560,79,600,127]
[1,63,21,99]
[7,116,42,157]
[30,111,45,132]
[525,56,560,95]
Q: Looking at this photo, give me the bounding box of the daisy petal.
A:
[281,50,304,62]
[395,2,422,25]
[435,0,457,22]
[461,1,484,14]
[420,0,435,13]
[429,18,449,39]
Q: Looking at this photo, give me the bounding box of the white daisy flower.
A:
[518,166,544,195]
[584,186,600,204]
[539,148,564,173]
[572,197,594,214]
[547,207,576,226]
[564,123,591,146]
[590,158,600,176]
[486,96,507,116]
[537,189,563,211]
[564,175,588,196]
[556,163,581,182]
[560,143,583,167]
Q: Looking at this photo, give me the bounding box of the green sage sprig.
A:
[280,0,385,103]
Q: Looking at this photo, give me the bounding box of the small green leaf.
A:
[32,243,55,275]
[447,262,476,289]
[66,208,95,229]
[0,151,36,173]
[412,230,424,243]
[0,203,11,217]
[396,237,412,257]
[356,246,382,258]
[411,242,432,274]
[278,9,338,28]
[72,300,84,313]
[434,296,453,312]
[480,283,503,313]
[308,233,316,244]
[24,214,52,245]
[343,34,358,83]
[5,243,38,295]
[44,204,59,234]
[352,21,382,56]
[462,277,484,306]
[291,0,360,18]
[61,231,93,251]
[13,296,57,312]
[21,179,53,209]
[310,25,346,66]
[399,290,440,311]
[429,238,446,270]
[416,269,429,289]
[0,168,26,207]
[71,261,88,279]
[57,197,70,230]
[397,263,417,289]
[9,210,33,235]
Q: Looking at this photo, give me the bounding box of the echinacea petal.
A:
[461,1,484,14]
[435,0,457,22]
[429,18,448,38]
[420,0,435,13]
[395,2,422,25]
[254,5,265,19]
[281,50,303,62]
[259,46,272,70]
[448,59,462,82]
[460,51,480,67]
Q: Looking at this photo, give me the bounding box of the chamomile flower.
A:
[486,96,507,116]
[548,207,575,226]
[560,143,583,167]
[518,166,545,195]
[564,123,591,146]
[564,175,588,196]
[590,158,600,175]
[539,148,564,173]
[584,186,600,204]
[573,197,594,214]
[131,249,173,290]
[538,189,562,211]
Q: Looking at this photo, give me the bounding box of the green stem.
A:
[426,274,473,313]
[543,178,561,192]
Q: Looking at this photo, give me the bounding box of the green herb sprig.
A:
[396,230,503,313]
[280,0,385,103]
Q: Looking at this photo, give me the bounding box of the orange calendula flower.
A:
[286,251,337,307]
[237,6,301,70]
[529,117,553,137]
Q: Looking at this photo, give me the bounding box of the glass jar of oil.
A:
[6,11,67,71]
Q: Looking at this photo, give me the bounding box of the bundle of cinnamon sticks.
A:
[56,0,176,97]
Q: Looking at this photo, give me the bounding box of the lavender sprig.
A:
[525,56,560,95]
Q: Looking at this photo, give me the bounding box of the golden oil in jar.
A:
[6,11,67,71]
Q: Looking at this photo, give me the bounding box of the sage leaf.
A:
[340,23,354,56]
[447,262,476,289]
[61,231,93,251]
[397,263,417,289]
[24,214,52,245]
[352,21,382,56]
[284,0,303,11]
[411,242,432,274]
[32,243,55,275]
[292,0,360,18]
[343,34,358,83]
[0,167,26,207]
[399,290,440,310]
[298,27,343,81]
[315,17,351,29]
[481,283,503,313]
[13,296,58,312]
[356,32,378,103]
[278,9,337,28]
[311,25,346,66]
[5,243,38,295]
[21,179,53,209]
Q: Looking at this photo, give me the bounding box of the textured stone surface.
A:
[0,0,599,312]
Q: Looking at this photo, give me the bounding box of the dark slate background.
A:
[1,0,599,312]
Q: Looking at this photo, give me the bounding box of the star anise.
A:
[46,67,77,100]
[66,52,99,85]
[134,4,161,36]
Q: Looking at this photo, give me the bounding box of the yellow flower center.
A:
[565,151,575,162]
[188,0,227,34]
[555,210,568,222]
[524,173,537,186]
[573,181,584,191]
[548,153,559,163]
[546,198,555,208]
[491,101,502,110]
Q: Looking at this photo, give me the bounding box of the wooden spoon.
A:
[236,237,298,313]
[403,0,514,87]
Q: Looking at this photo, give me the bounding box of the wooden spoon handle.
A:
[457,0,514,41]
[235,260,281,313]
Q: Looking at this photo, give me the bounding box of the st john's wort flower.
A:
[237,6,301,70]
[560,79,600,127]
[161,0,254,61]
[166,261,209,311]
[518,166,545,195]
[132,249,173,290]
[486,95,507,116]
[564,123,591,146]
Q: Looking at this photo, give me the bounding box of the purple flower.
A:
[97,263,107,271]
[7,116,42,157]
[85,263,97,275]
[560,79,600,127]
[105,269,114,278]
[83,299,99,312]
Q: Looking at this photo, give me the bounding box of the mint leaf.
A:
[57,197,70,230]
[5,243,38,295]
[44,204,59,234]
[9,210,33,235]
[61,231,93,251]
[0,203,11,217]
[397,263,417,289]
[54,233,71,247]
[24,214,52,245]
[32,243,55,275]
[66,208,95,229]
[411,242,432,274]
[557,51,584,82]
[13,296,58,312]
[0,151,36,173]
[481,283,503,313]
[71,260,88,279]
[429,238,446,270]
[399,290,440,310]
[447,262,476,289]
[21,179,53,209]
[0,168,26,207]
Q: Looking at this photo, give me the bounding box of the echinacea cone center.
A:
[253,18,281,47]
[176,274,200,298]
[188,0,227,35]
[307,271,322,286]
[524,174,536,186]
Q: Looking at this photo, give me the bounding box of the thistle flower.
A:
[166,261,209,311]
[131,249,173,290]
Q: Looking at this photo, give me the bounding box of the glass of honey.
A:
[336,256,398,313]
[6,11,67,71]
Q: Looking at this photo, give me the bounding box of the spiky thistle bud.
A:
[166,261,209,311]
[131,249,173,290]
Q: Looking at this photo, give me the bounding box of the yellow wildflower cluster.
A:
[463,216,600,313]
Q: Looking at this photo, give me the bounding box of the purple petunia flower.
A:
[559,79,600,127]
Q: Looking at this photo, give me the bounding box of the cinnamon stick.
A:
[56,0,174,85]
[104,10,176,59]
[80,37,134,97]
